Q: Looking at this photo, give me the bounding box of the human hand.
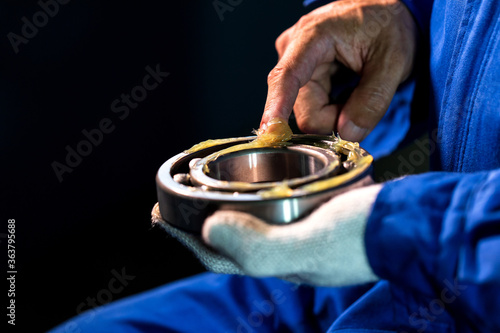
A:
[199,183,383,286]
[261,0,417,142]
[152,171,381,286]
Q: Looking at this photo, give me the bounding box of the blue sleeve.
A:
[366,169,500,330]
[399,0,434,33]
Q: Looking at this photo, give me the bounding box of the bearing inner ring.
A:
[189,145,340,192]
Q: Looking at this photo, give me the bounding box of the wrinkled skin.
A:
[260,0,418,142]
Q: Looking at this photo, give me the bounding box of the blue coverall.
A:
[50,0,500,332]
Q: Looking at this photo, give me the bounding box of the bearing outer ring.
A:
[156,134,373,233]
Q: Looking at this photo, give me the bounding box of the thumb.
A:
[337,58,402,142]
[202,211,278,276]
[203,210,271,253]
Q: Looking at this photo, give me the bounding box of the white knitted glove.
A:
[152,203,244,275]
[153,184,382,286]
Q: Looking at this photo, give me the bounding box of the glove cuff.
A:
[151,203,244,275]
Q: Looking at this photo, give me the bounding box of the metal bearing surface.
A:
[189,144,340,192]
[156,134,373,233]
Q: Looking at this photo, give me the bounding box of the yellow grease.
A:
[185,117,293,163]
[185,117,371,198]
[298,154,372,193]
[185,138,245,153]
[257,135,373,198]
[258,182,295,199]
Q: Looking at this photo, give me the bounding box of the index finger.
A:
[260,32,336,128]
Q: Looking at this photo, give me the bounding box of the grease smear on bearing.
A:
[184,118,371,198]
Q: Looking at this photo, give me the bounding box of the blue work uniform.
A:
[49,0,500,332]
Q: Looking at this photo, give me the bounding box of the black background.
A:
[1,1,309,331]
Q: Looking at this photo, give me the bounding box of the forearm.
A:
[366,169,500,330]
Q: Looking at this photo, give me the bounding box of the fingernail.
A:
[341,120,368,142]
[260,122,268,131]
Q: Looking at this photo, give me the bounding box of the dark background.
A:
[1,1,431,332]
[1,1,309,331]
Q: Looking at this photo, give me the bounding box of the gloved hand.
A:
[153,183,383,287]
